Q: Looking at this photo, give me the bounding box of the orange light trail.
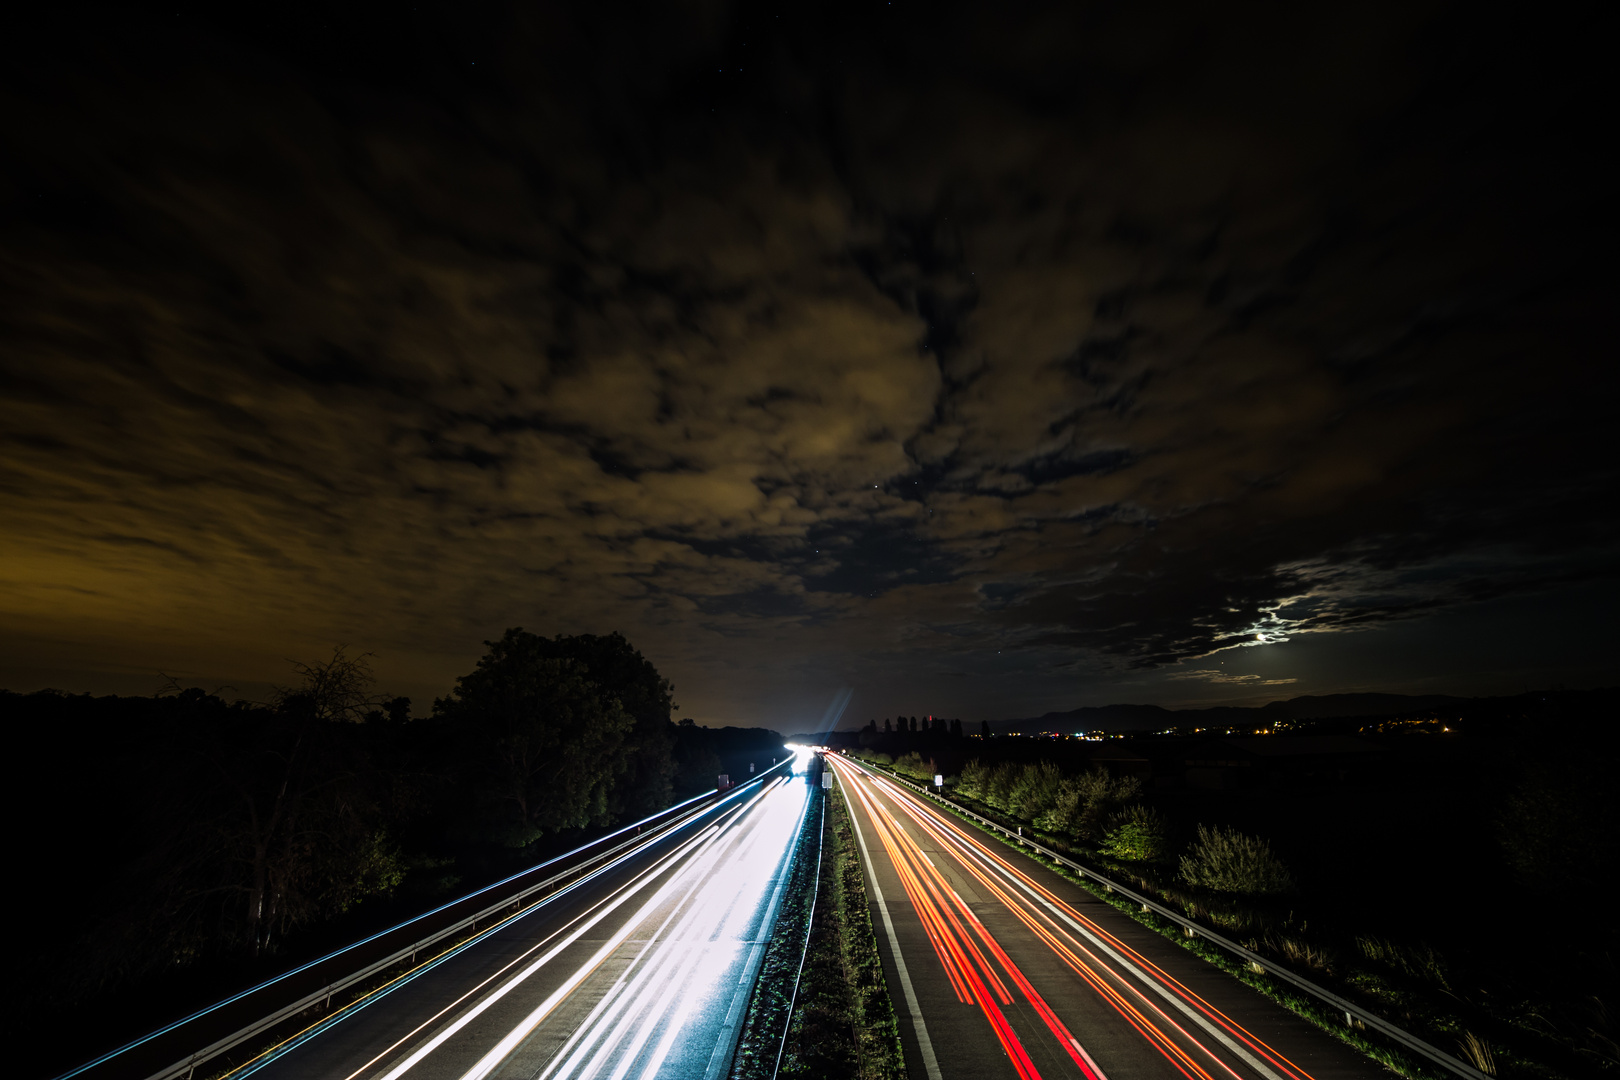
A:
[834,757,1323,1080]
[836,758,1108,1080]
[870,776,1229,1080]
[840,759,1043,1078]
[864,771,1316,1080]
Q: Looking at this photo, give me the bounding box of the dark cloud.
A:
[0,0,1613,723]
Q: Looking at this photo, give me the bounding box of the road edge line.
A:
[837,768,943,1080]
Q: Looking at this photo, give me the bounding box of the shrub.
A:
[1100,805,1169,862]
[1035,776,1081,833]
[1036,769,1141,841]
[955,759,991,800]
[892,752,932,781]
[984,763,1020,812]
[1178,824,1294,896]
[1008,762,1064,821]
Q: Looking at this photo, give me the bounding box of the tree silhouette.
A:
[433,629,635,847]
[521,631,677,818]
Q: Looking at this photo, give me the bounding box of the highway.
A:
[829,756,1385,1080]
[219,771,810,1080]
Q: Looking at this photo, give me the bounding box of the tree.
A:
[980,720,991,738]
[884,717,893,734]
[276,645,385,723]
[1497,762,1618,894]
[526,631,677,818]
[182,650,406,957]
[672,723,724,796]
[433,629,635,847]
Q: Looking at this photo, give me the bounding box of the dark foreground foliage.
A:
[858,705,1619,1080]
[5,632,786,1079]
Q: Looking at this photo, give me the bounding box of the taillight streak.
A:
[838,761,1044,1080]
[868,772,1315,1080]
[875,782,1227,1080]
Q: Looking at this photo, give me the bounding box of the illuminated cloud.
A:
[0,4,1611,720]
[1166,671,1298,687]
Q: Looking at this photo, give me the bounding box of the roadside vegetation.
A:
[731,781,825,1080]
[8,632,787,1080]
[766,782,905,1080]
[851,748,1615,1080]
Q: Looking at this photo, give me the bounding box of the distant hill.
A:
[993,692,1470,734]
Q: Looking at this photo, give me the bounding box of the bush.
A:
[1178,824,1294,896]
[984,763,1020,812]
[1035,776,1083,833]
[955,759,991,800]
[892,752,932,781]
[1036,769,1141,841]
[1008,762,1064,821]
[1100,805,1169,862]
[1497,761,1618,894]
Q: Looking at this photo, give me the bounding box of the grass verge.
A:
[731,784,825,1080]
[739,783,906,1080]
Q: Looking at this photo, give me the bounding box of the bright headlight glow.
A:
[442,777,811,1080]
[785,742,815,774]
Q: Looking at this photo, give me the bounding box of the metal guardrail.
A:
[62,765,791,1080]
[845,758,1489,1080]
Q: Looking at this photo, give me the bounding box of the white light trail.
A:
[453,774,810,1080]
[376,783,778,1080]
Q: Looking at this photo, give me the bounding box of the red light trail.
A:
[830,756,1321,1080]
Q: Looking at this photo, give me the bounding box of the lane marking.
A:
[869,769,1302,1080]
[837,765,944,1080]
[339,820,723,1080]
[845,768,1042,1078]
[1071,1038,1111,1080]
[457,782,790,1080]
[379,787,776,1080]
[701,783,809,1079]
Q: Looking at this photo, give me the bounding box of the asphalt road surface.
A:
[829,756,1386,1080]
[237,772,811,1080]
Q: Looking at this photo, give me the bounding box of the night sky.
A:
[2,1,1613,728]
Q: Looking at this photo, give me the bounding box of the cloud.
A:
[0,2,1611,718]
[1166,670,1298,687]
